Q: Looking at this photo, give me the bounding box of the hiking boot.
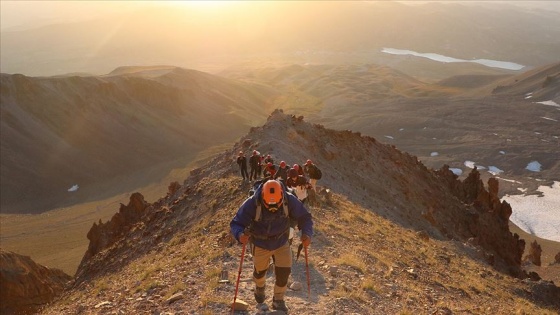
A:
[254,286,265,304]
[272,299,289,312]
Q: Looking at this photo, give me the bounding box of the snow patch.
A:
[464,161,486,170]
[68,185,79,192]
[541,117,558,122]
[536,100,560,107]
[526,161,542,172]
[449,168,463,176]
[499,151,505,155]
[487,166,503,175]
[384,135,394,140]
[496,177,522,184]
[430,152,439,157]
[503,181,560,242]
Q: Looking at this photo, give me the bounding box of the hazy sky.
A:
[2,1,560,30]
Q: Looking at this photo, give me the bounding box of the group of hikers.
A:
[231,150,322,312]
[236,150,322,204]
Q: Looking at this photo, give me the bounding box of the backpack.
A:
[310,164,322,179]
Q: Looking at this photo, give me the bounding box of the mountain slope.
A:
[39,111,559,314]
[0,67,277,214]
[1,250,72,315]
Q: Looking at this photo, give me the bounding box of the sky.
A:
[3,1,560,31]
[0,1,236,30]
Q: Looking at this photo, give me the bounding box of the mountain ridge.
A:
[35,111,559,315]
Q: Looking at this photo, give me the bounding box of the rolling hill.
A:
[0,66,277,214]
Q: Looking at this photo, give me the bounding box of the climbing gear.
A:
[255,180,289,221]
[304,245,311,299]
[263,180,282,204]
[296,243,304,262]
[231,241,247,314]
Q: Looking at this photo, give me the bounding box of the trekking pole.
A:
[304,245,311,300]
[231,241,247,315]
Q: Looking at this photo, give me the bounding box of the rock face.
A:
[0,250,72,315]
[524,240,543,266]
[434,166,526,276]
[76,192,148,279]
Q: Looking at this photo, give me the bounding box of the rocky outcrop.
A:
[524,240,543,266]
[77,193,148,275]
[0,250,72,315]
[434,166,526,276]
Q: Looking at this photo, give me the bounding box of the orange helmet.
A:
[262,180,283,210]
[293,164,299,170]
[253,150,257,155]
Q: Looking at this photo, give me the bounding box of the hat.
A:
[306,159,312,165]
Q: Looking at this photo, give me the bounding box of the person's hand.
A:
[301,234,311,247]
[239,233,250,244]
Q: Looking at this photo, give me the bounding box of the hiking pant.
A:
[309,178,317,192]
[240,166,249,180]
[252,242,291,301]
[250,167,259,180]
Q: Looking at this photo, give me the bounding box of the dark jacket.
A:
[237,156,247,169]
[249,154,260,169]
[275,166,290,182]
[304,163,320,179]
[230,186,313,251]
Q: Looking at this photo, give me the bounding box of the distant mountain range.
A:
[1,62,558,214]
[1,1,559,76]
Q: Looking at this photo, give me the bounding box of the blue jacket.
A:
[230,188,313,251]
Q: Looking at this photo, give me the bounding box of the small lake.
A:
[382,48,525,71]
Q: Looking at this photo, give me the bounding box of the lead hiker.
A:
[230,180,313,312]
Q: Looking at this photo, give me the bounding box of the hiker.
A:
[236,151,249,181]
[286,169,312,204]
[274,161,290,185]
[263,162,277,180]
[249,150,261,181]
[258,155,265,177]
[230,180,313,312]
[304,160,322,192]
[292,163,304,176]
[264,154,274,165]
